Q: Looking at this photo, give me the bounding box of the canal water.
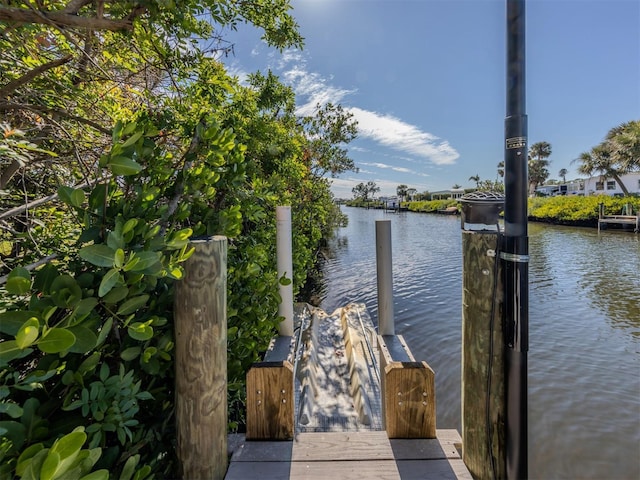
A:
[315,206,640,480]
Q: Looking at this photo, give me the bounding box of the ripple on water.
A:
[317,209,640,480]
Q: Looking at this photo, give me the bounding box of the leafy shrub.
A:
[406,199,459,213]
[528,195,640,223]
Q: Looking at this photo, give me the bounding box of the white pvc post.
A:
[276,206,294,336]
[376,220,395,336]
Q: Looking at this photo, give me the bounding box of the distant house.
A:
[430,188,465,200]
[535,172,640,197]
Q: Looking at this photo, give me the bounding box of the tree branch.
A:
[0,254,58,285]
[60,0,93,15]
[0,55,73,99]
[0,6,133,31]
[0,176,111,221]
[0,101,111,135]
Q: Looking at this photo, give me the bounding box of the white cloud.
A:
[359,162,425,176]
[236,48,460,168]
[348,108,459,165]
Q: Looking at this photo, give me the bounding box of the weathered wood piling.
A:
[175,236,228,480]
[460,194,506,479]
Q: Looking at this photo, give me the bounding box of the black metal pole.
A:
[503,0,528,479]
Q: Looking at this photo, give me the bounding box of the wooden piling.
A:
[461,230,506,479]
[378,334,436,439]
[246,335,295,440]
[175,236,228,480]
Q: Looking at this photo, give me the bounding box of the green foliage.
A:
[406,199,459,213]
[0,2,360,478]
[528,195,640,223]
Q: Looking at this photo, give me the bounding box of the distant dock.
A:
[598,203,639,232]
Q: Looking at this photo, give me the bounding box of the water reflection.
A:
[316,207,640,480]
[530,223,640,338]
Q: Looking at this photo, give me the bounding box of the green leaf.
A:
[20,448,47,480]
[16,317,40,348]
[50,430,86,460]
[98,269,120,297]
[40,450,61,480]
[126,252,160,273]
[16,443,44,476]
[165,228,193,249]
[102,286,129,304]
[67,326,98,353]
[99,363,109,382]
[58,186,74,205]
[79,244,116,267]
[74,297,98,316]
[122,219,138,234]
[71,189,85,208]
[121,347,141,361]
[0,340,33,365]
[0,420,26,452]
[108,156,143,176]
[119,454,139,480]
[0,401,23,418]
[114,249,125,268]
[121,131,143,148]
[33,264,59,293]
[37,328,76,354]
[6,267,31,294]
[79,470,109,480]
[121,121,137,136]
[0,311,39,336]
[78,352,101,375]
[107,230,124,251]
[88,184,107,212]
[116,295,149,315]
[96,318,113,347]
[49,275,83,308]
[127,323,153,341]
[42,430,87,480]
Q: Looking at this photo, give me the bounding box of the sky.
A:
[221,0,640,199]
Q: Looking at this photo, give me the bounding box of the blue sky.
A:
[222,0,639,198]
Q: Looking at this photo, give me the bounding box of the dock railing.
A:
[598,203,639,232]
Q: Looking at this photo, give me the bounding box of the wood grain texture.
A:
[175,236,228,480]
[290,460,400,479]
[291,431,394,461]
[461,231,506,479]
[246,361,294,440]
[383,361,436,439]
[225,430,472,480]
[379,335,436,439]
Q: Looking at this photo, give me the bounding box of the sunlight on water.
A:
[318,207,640,480]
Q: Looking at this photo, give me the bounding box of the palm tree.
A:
[528,141,552,194]
[573,121,639,195]
[396,184,408,201]
[452,183,462,189]
[606,120,640,172]
[574,145,630,195]
[558,168,568,183]
[468,174,480,188]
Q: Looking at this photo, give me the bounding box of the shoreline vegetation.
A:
[344,195,640,229]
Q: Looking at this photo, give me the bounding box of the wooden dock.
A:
[233,303,473,479]
[226,430,472,480]
[598,204,639,232]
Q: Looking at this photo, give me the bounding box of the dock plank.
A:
[225,430,472,479]
[292,431,394,461]
[290,460,400,479]
[395,459,473,480]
